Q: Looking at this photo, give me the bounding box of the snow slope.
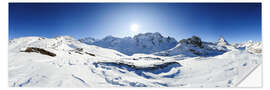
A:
[8,35,262,87]
[79,32,178,55]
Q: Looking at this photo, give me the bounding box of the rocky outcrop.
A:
[179,36,203,48]
[21,47,56,57]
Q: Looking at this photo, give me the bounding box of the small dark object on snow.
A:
[85,52,95,56]
[76,48,83,52]
[22,47,56,57]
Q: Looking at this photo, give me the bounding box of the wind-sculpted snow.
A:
[93,61,182,79]
[8,35,262,87]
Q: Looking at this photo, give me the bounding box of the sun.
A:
[130,24,139,32]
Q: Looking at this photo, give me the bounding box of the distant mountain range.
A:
[79,32,178,55]
[79,32,262,56]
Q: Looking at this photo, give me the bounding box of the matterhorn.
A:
[217,36,229,46]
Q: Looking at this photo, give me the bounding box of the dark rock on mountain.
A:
[21,47,56,57]
[179,36,203,48]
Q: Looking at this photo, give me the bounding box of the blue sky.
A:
[9,3,261,43]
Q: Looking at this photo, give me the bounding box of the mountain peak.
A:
[55,36,75,41]
[78,37,97,44]
[102,35,120,41]
[134,32,163,38]
[247,40,253,43]
[80,32,177,55]
[217,36,229,46]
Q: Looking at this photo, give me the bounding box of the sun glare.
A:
[130,24,139,32]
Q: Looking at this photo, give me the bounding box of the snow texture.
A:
[9,33,262,87]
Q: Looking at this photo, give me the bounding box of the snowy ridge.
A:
[155,36,229,57]
[78,37,97,45]
[79,32,178,55]
[9,34,262,87]
[233,40,262,54]
[217,36,229,46]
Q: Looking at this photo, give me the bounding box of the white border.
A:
[3,0,268,90]
[238,65,262,87]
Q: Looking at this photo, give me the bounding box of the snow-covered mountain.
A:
[232,40,262,54]
[8,35,262,87]
[217,36,229,46]
[9,36,129,87]
[9,36,125,58]
[155,36,229,57]
[78,37,97,45]
[79,32,178,55]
